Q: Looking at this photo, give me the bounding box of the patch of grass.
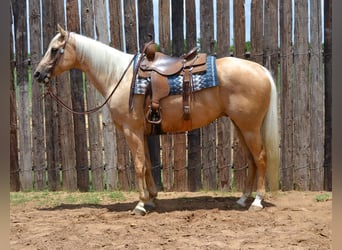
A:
[315,193,331,202]
[10,190,127,208]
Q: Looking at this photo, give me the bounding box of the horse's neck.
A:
[74,33,134,97]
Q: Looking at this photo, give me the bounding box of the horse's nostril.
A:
[33,71,40,78]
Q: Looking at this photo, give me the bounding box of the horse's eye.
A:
[50,48,58,56]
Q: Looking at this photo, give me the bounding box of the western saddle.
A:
[130,40,207,132]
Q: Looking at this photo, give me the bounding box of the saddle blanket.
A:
[133,55,219,95]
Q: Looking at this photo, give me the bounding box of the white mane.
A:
[73,33,134,96]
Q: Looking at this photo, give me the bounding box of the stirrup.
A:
[146,106,162,124]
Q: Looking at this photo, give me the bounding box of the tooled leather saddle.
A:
[129,40,207,132]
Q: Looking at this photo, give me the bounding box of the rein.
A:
[46,53,137,115]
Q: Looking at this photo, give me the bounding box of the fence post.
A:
[293,0,310,190]
[80,0,104,192]
[108,0,123,190]
[216,0,232,191]
[232,0,247,192]
[200,0,217,190]
[53,0,78,191]
[67,0,90,192]
[264,0,279,191]
[171,0,187,191]
[158,0,173,191]
[13,0,33,191]
[10,8,20,191]
[280,0,294,191]
[309,0,324,190]
[323,0,332,191]
[93,0,114,192]
[138,0,162,191]
[29,0,46,190]
[121,0,138,190]
[186,0,202,192]
[41,0,61,191]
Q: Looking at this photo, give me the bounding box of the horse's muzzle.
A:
[33,70,51,83]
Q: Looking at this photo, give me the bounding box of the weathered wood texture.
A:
[216,0,231,191]
[10,5,20,191]
[293,0,310,190]
[13,0,33,191]
[280,0,294,191]
[67,0,90,192]
[186,0,202,192]
[232,0,247,192]
[200,1,217,190]
[10,0,330,192]
[41,0,61,191]
[309,0,324,190]
[323,0,332,191]
[54,0,78,192]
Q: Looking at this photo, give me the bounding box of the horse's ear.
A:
[57,24,67,38]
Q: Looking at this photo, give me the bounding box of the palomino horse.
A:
[34,25,279,214]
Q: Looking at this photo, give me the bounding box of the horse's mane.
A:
[74,33,132,83]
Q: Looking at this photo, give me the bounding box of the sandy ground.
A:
[10,191,332,250]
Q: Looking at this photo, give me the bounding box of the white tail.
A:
[262,68,280,191]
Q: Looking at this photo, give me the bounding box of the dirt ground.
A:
[10,191,331,250]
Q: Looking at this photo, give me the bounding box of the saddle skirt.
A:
[133,54,219,95]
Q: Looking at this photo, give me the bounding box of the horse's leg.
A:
[122,127,153,215]
[143,136,158,199]
[238,129,267,211]
[234,127,257,208]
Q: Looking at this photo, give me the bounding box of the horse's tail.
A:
[262,68,280,191]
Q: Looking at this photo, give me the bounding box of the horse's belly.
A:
[159,89,224,132]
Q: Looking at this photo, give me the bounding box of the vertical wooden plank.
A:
[200,0,216,190]
[250,0,263,65]
[54,0,78,191]
[232,0,247,192]
[280,0,294,191]
[216,0,231,191]
[108,0,123,190]
[67,0,90,192]
[264,0,279,191]
[159,0,173,191]
[10,9,20,191]
[138,0,162,190]
[264,0,278,77]
[93,0,113,191]
[293,0,310,190]
[233,0,246,58]
[124,0,138,53]
[42,0,61,191]
[29,0,46,190]
[186,0,202,191]
[13,0,33,191]
[171,0,187,191]
[323,0,332,191]
[309,0,324,190]
[80,0,104,191]
[109,0,124,50]
[121,0,137,190]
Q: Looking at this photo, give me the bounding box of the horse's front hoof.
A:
[131,201,155,216]
[248,204,263,212]
[132,207,147,216]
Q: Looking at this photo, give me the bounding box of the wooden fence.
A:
[10,0,332,192]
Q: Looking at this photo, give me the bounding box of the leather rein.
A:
[45,32,137,115]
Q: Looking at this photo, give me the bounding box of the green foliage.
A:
[315,193,331,202]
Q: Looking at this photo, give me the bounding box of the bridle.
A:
[45,32,137,115]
